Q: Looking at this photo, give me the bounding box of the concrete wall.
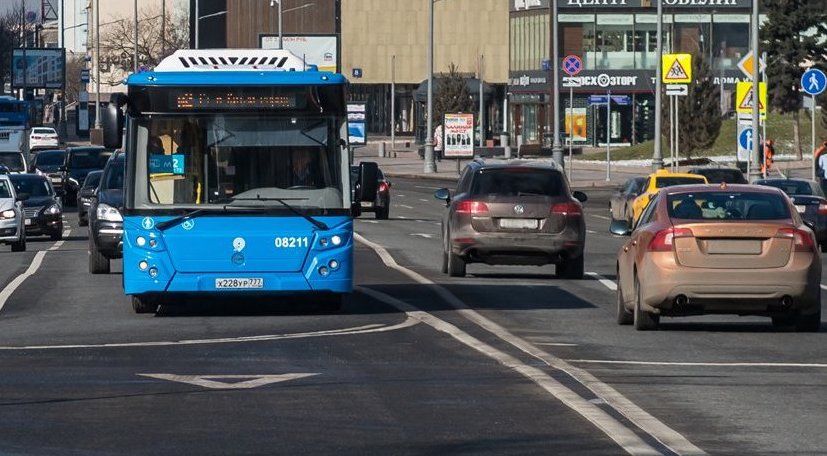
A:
[341,0,508,84]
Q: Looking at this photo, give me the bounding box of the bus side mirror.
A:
[359,162,379,202]
[103,93,127,149]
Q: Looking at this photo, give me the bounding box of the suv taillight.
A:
[378,182,389,193]
[818,203,827,215]
[550,201,582,217]
[456,201,489,215]
[776,227,816,252]
[647,227,693,252]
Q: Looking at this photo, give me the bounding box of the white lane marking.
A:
[357,286,658,456]
[355,233,703,455]
[419,199,429,203]
[0,228,71,313]
[415,185,444,190]
[591,214,612,221]
[47,230,71,251]
[585,272,618,291]
[360,220,379,224]
[396,194,406,197]
[398,204,414,210]
[398,215,407,219]
[535,342,579,347]
[586,230,598,235]
[139,373,318,389]
[0,318,419,350]
[569,359,827,369]
[820,284,827,291]
[410,233,435,239]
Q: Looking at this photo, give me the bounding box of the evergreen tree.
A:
[434,63,473,127]
[662,53,722,159]
[761,0,827,158]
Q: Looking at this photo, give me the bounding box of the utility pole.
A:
[391,54,396,154]
[58,0,65,137]
[194,0,199,49]
[749,0,760,182]
[653,0,664,170]
[161,0,166,56]
[479,54,484,148]
[133,0,138,72]
[279,0,284,49]
[551,0,563,166]
[424,0,436,174]
[94,0,101,130]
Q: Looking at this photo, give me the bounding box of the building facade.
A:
[509,0,756,150]
[341,0,509,140]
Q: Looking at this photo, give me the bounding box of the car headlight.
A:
[45,204,61,215]
[0,210,15,219]
[96,203,123,222]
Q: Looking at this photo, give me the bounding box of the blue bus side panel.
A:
[122,215,352,296]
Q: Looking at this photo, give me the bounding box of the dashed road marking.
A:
[415,185,444,190]
[409,233,435,239]
[585,272,618,291]
[568,359,827,369]
[590,214,612,221]
[0,317,419,350]
[397,204,414,209]
[356,233,704,455]
[0,228,71,314]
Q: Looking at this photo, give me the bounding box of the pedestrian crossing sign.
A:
[662,54,693,84]
[736,81,767,118]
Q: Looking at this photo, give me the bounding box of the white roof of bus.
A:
[155,49,311,72]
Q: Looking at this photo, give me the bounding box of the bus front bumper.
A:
[124,271,351,296]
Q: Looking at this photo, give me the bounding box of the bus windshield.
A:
[133,114,347,210]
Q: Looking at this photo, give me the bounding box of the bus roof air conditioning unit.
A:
[155,50,310,72]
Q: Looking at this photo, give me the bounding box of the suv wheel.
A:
[88,236,110,274]
[50,230,63,241]
[375,204,389,220]
[633,275,659,331]
[10,233,25,252]
[447,251,466,277]
[556,255,584,280]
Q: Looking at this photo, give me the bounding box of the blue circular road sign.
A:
[802,68,827,96]
[738,128,755,150]
[563,55,583,77]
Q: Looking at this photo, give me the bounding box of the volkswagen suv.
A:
[435,159,587,278]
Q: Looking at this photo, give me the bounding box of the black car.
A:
[29,149,67,194]
[77,170,103,227]
[88,153,124,274]
[756,178,827,252]
[62,146,113,205]
[8,173,63,240]
[687,166,748,184]
[350,164,391,219]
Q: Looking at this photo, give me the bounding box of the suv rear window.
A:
[471,168,564,197]
[668,192,790,220]
[655,176,706,188]
[757,180,824,197]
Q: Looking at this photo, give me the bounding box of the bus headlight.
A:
[96,204,123,222]
[331,235,342,246]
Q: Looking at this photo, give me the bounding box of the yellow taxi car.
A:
[630,170,708,224]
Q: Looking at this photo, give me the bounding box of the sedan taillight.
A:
[456,201,489,215]
[647,227,693,252]
[550,201,582,217]
[776,227,816,252]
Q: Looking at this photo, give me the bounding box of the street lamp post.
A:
[653,0,664,170]
[94,0,101,130]
[423,0,436,174]
[749,0,761,182]
[133,0,138,72]
[551,0,563,167]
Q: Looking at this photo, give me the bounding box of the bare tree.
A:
[63,54,86,103]
[0,7,28,91]
[98,5,189,86]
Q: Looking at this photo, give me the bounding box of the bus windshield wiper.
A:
[229,196,329,231]
[155,208,229,231]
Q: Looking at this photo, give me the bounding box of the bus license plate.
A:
[215,278,264,289]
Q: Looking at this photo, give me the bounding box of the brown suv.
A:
[435,160,587,278]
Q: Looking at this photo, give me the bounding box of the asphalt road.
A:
[0,179,824,455]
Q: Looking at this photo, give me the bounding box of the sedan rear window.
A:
[35,152,65,166]
[693,169,747,184]
[471,168,564,197]
[667,192,790,220]
[655,177,706,188]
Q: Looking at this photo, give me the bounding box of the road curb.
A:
[384,171,619,191]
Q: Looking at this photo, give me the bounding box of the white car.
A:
[0,174,26,252]
[29,127,59,150]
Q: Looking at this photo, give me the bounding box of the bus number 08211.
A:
[274,237,309,248]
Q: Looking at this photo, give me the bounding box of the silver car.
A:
[0,174,26,251]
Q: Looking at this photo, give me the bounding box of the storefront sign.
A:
[560,70,656,91]
[512,0,549,11]
[509,72,549,89]
[561,0,750,8]
[443,113,475,158]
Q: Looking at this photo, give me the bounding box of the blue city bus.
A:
[0,96,29,128]
[102,50,377,313]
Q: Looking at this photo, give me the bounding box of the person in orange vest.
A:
[761,139,775,176]
[815,141,827,163]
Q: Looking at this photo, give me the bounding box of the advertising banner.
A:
[443,113,475,158]
[260,35,338,72]
[565,108,588,142]
[347,102,367,146]
[12,48,65,89]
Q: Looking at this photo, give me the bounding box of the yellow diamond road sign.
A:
[662,54,692,84]
[736,81,767,117]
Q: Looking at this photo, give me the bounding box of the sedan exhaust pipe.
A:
[780,296,793,309]
[675,295,688,307]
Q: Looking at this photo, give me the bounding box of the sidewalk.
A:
[354,141,651,189]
